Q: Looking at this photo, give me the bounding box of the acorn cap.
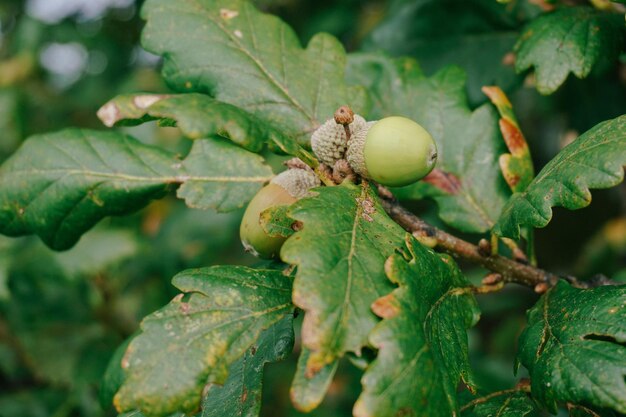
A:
[346,120,377,177]
[271,167,321,198]
[311,114,367,166]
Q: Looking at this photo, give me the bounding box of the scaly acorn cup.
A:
[347,116,438,187]
[311,114,367,166]
[240,167,320,259]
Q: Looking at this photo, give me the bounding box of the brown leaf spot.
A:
[499,118,528,156]
[505,174,520,188]
[422,169,462,194]
[356,195,376,222]
[220,8,239,19]
[241,388,248,403]
[372,293,400,319]
[304,361,323,378]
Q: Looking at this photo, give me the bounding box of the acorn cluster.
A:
[320,109,438,187]
[239,107,438,258]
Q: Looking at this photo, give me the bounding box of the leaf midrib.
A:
[3,169,271,183]
[329,185,367,352]
[186,0,318,126]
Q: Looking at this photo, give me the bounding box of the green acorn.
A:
[240,167,319,258]
[311,114,367,166]
[346,116,438,187]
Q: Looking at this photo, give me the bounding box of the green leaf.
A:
[98,93,312,162]
[260,205,295,239]
[141,0,367,146]
[347,54,509,233]
[363,0,533,105]
[354,235,480,417]
[289,348,339,412]
[494,115,626,239]
[460,389,539,417]
[517,281,626,413]
[0,129,178,250]
[114,266,294,416]
[201,315,294,417]
[0,131,273,249]
[280,183,405,371]
[515,7,624,95]
[177,138,273,212]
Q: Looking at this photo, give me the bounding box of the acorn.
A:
[240,168,320,258]
[311,114,367,166]
[346,116,437,187]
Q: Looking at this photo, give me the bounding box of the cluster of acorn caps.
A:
[240,107,438,258]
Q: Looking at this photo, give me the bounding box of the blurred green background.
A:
[0,0,624,416]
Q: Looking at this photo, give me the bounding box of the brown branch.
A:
[380,197,592,290]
